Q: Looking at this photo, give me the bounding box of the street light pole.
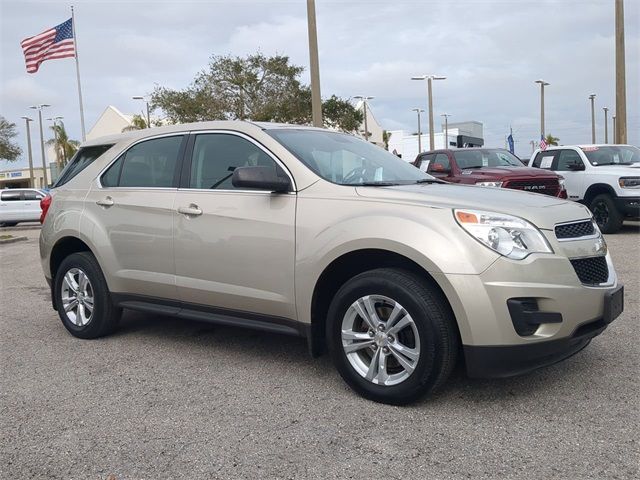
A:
[411,75,446,151]
[603,107,609,143]
[615,0,627,143]
[21,117,35,188]
[613,115,616,142]
[441,113,450,148]
[589,94,596,143]
[132,96,151,128]
[306,0,323,127]
[29,104,50,187]
[353,96,374,142]
[535,80,550,139]
[412,108,424,153]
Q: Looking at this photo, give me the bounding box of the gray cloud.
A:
[1,0,638,169]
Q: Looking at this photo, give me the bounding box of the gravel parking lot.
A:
[1,224,638,479]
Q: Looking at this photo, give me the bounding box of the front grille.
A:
[503,178,560,196]
[570,256,609,285]
[555,220,595,239]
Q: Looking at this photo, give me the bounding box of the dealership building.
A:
[0,166,53,189]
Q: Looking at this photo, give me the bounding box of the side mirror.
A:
[430,163,450,174]
[232,166,292,192]
[567,162,585,171]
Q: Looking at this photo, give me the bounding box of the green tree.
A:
[46,121,79,168]
[151,53,361,132]
[382,130,391,150]
[0,116,22,162]
[545,134,560,146]
[122,114,148,132]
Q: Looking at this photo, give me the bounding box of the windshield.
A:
[266,129,432,185]
[580,145,640,166]
[453,149,524,169]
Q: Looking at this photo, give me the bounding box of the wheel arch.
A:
[307,248,461,357]
[50,236,94,285]
[584,183,617,205]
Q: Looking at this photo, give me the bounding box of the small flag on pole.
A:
[507,133,515,154]
[21,18,75,73]
[539,134,548,151]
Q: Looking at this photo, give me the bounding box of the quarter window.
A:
[188,134,281,190]
[101,136,184,188]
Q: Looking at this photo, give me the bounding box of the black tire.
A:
[326,268,458,405]
[590,194,623,234]
[53,252,121,339]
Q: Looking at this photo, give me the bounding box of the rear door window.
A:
[54,144,114,187]
[23,190,43,200]
[101,135,184,188]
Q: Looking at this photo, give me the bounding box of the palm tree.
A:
[544,134,560,146]
[46,121,80,168]
[122,114,148,132]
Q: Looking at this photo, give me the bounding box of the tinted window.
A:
[54,144,114,187]
[417,154,433,172]
[1,190,22,201]
[23,190,43,200]
[267,129,430,185]
[555,150,584,171]
[112,136,183,188]
[428,153,450,173]
[189,134,279,190]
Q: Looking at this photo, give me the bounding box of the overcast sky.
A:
[1,0,638,169]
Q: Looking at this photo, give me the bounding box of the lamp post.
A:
[615,0,627,143]
[46,116,64,167]
[589,94,596,143]
[21,117,35,188]
[132,96,151,128]
[411,108,424,153]
[411,75,446,150]
[603,107,609,143]
[29,104,50,187]
[534,80,550,139]
[306,0,323,127]
[613,115,616,143]
[354,96,374,142]
[441,113,451,149]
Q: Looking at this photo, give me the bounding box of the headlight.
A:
[619,177,640,189]
[454,209,553,260]
[475,181,503,188]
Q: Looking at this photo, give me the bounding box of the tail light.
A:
[40,194,52,224]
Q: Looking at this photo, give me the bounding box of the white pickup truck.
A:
[530,145,640,233]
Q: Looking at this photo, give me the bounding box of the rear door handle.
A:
[96,196,114,207]
[178,204,203,217]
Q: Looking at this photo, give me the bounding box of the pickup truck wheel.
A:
[327,268,458,405]
[54,252,121,339]
[590,194,623,234]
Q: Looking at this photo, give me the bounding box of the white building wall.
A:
[387,130,458,161]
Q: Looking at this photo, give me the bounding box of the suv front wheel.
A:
[54,252,121,339]
[327,268,458,405]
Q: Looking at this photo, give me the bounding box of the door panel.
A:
[174,190,296,319]
[553,150,585,201]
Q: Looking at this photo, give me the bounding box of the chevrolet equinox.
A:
[39,121,624,404]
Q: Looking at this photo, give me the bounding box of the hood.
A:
[458,166,558,180]
[355,183,590,230]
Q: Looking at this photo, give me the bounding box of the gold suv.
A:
[39,122,624,404]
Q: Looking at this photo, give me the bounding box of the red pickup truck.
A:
[413,148,566,198]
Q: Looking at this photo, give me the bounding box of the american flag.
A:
[539,134,548,151]
[21,18,75,73]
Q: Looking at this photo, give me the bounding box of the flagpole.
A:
[71,6,86,141]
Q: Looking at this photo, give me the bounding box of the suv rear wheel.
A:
[327,268,458,405]
[54,252,121,338]
[590,194,623,234]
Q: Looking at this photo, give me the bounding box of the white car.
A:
[530,145,640,233]
[0,188,46,227]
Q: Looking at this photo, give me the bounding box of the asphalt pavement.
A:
[1,224,638,479]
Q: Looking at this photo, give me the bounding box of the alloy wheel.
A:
[61,268,95,326]
[341,294,420,386]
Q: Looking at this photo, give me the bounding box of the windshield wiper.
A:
[414,179,444,184]
[355,181,401,186]
[463,165,483,169]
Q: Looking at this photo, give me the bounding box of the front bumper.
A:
[614,196,640,218]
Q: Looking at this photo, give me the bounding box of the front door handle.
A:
[96,196,114,207]
[178,204,203,217]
